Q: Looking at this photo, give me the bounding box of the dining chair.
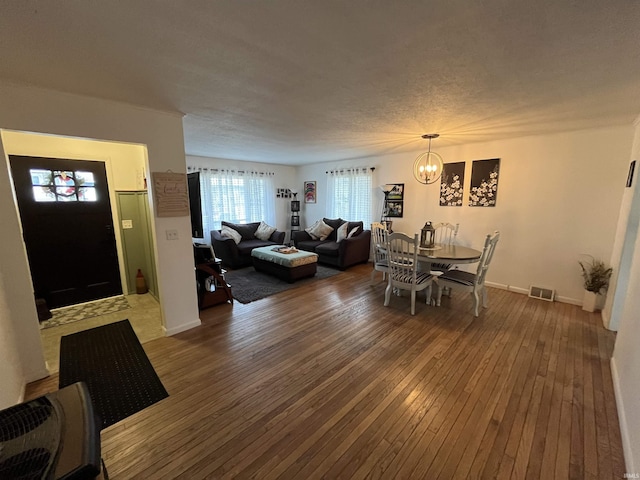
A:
[430,222,460,275]
[435,231,500,317]
[433,222,459,245]
[370,222,389,285]
[384,232,435,315]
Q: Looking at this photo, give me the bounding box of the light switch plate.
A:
[122,219,133,229]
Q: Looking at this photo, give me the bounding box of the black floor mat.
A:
[59,319,168,429]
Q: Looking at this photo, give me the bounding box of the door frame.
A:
[6,141,156,307]
[9,155,124,307]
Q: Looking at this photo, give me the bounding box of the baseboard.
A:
[554,295,582,306]
[601,309,613,330]
[26,366,52,383]
[611,357,634,474]
[163,318,202,336]
[484,282,582,305]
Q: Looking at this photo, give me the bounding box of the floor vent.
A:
[528,285,555,302]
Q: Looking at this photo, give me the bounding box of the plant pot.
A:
[582,290,598,312]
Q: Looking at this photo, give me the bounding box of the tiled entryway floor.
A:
[40,293,164,373]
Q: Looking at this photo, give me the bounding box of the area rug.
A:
[40,295,130,330]
[59,319,168,429]
[224,265,341,304]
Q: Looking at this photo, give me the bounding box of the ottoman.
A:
[251,246,318,283]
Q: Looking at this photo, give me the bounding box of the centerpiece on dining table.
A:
[420,221,437,249]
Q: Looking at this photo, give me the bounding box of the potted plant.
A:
[579,256,613,312]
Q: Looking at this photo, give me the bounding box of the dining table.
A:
[417,243,483,265]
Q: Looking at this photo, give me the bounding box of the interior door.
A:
[9,155,122,309]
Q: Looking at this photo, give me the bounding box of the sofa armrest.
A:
[210,230,240,267]
[291,230,312,246]
[338,229,372,268]
[270,230,286,244]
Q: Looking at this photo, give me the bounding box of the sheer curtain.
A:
[187,166,276,237]
[326,167,373,229]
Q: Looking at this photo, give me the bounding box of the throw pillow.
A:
[306,220,334,241]
[220,225,242,244]
[255,221,277,241]
[221,221,259,241]
[348,226,361,238]
[323,218,345,242]
[336,222,350,242]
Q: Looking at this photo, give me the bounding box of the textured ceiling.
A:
[1,1,640,165]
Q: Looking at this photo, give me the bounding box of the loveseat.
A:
[211,221,286,269]
[292,218,371,270]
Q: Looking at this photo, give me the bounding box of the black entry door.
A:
[9,155,122,308]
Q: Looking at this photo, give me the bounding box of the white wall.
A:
[186,155,298,239]
[0,139,46,407]
[604,119,640,331]
[611,114,640,473]
[0,83,200,409]
[296,125,633,303]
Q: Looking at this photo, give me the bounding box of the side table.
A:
[196,260,233,309]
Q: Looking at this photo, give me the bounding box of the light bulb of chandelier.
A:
[413,152,443,185]
[413,134,443,185]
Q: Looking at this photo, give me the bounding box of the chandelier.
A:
[413,134,444,185]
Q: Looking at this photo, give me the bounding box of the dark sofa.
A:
[211,221,286,269]
[292,218,371,270]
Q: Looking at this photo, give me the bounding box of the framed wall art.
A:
[304,181,316,203]
[469,158,500,207]
[384,183,404,218]
[387,183,404,201]
[439,162,465,206]
[386,201,404,218]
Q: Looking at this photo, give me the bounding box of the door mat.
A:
[224,265,341,304]
[59,319,168,429]
[40,295,130,330]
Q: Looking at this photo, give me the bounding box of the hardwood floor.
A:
[26,263,624,479]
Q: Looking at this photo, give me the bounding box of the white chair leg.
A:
[384,282,392,307]
[472,290,481,317]
[412,289,418,315]
[370,268,377,285]
[436,284,443,306]
[482,286,488,308]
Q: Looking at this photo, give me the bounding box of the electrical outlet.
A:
[166,229,179,241]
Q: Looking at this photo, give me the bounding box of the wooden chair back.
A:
[475,231,500,287]
[433,222,459,245]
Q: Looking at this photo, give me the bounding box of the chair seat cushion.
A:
[430,262,453,272]
[394,271,432,284]
[439,269,476,286]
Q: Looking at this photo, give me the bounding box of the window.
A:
[189,167,276,235]
[30,169,97,202]
[326,167,373,228]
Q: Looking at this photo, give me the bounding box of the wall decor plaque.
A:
[151,171,189,217]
